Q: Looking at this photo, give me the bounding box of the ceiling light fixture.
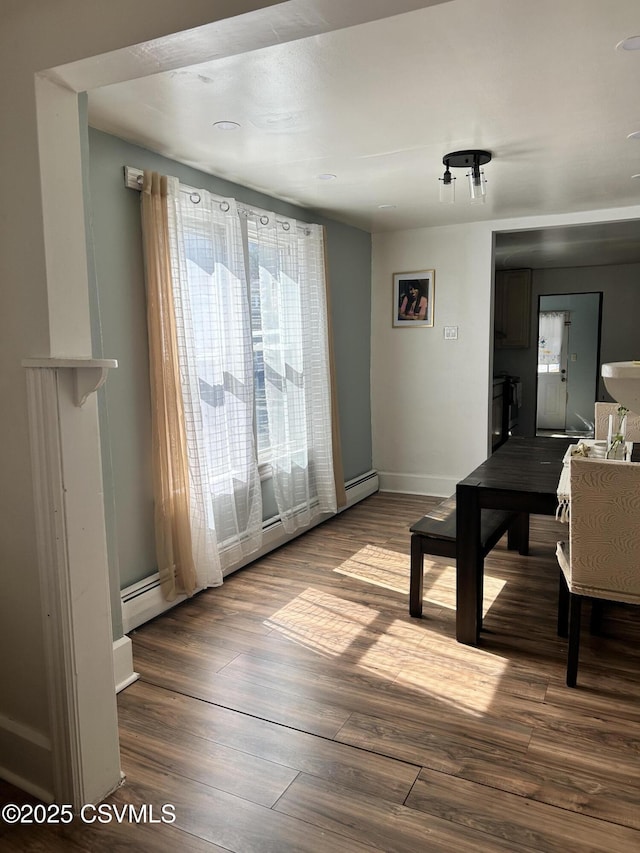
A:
[213,120,241,131]
[616,35,640,51]
[317,173,337,181]
[439,150,492,204]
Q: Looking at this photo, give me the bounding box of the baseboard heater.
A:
[121,470,378,633]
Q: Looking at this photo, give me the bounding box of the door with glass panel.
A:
[536,310,569,430]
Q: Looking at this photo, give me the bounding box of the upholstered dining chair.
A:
[556,456,640,687]
[594,402,640,441]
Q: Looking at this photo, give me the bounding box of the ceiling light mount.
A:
[616,35,640,51]
[213,120,241,131]
[439,149,492,204]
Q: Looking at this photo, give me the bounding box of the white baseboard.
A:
[122,582,188,635]
[121,471,378,633]
[378,470,455,498]
[341,469,379,510]
[0,713,54,803]
[112,635,139,694]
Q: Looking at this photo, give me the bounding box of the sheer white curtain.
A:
[249,212,337,532]
[166,180,262,585]
[538,311,567,369]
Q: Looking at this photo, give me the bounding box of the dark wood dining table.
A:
[455,435,573,645]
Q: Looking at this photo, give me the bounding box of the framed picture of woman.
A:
[392,270,435,328]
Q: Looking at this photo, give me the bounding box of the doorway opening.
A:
[535,292,602,437]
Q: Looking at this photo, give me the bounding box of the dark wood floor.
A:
[3,491,640,851]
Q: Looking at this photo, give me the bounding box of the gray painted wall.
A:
[494,263,640,436]
[80,100,127,639]
[87,129,372,626]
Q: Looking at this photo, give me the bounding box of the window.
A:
[247,230,270,461]
[166,183,338,539]
[179,209,305,468]
[537,311,566,375]
[141,173,339,592]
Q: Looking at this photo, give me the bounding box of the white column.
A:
[25,363,121,807]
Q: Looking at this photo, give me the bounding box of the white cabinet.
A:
[494,269,532,349]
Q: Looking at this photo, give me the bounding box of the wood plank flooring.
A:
[3,491,640,851]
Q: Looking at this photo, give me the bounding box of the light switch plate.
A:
[444,326,458,340]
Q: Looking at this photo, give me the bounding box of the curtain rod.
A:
[123,166,312,235]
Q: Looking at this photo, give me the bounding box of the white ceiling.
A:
[87,0,640,269]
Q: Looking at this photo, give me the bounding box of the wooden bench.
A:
[409,496,518,618]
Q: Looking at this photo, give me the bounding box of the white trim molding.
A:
[24,364,121,807]
[378,470,455,498]
[341,469,379,510]
[0,713,54,804]
[22,358,118,406]
[112,636,139,694]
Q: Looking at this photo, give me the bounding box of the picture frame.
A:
[392,269,435,328]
